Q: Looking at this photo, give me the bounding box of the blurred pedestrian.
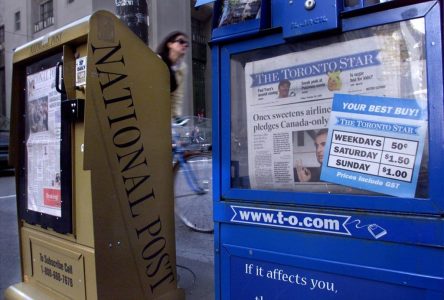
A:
[157,31,190,123]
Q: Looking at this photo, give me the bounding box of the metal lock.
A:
[305,0,316,10]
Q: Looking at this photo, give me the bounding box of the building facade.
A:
[0,0,213,119]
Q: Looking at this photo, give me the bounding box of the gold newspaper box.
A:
[6,11,183,300]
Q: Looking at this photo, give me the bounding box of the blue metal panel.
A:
[270,0,285,28]
[218,1,444,216]
[212,44,222,206]
[281,0,342,39]
[214,201,444,247]
[423,2,444,208]
[212,43,223,300]
[229,256,428,299]
[220,46,232,196]
[219,224,444,299]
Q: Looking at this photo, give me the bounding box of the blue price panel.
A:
[229,256,427,300]
[320,94,428,198]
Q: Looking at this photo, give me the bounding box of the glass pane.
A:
[218,0,261,27]
[344,0,396,9]
[344,0,361,8]
[14,11,20,31]
[25,64,62,216]
[365,0,396,5]
[0,25,4,43]
[230,19,428,198]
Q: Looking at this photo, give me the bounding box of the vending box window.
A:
[20,52,73,233]
[229,19,429,200]
[211,0,270,40]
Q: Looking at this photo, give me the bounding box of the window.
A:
[40,1,53,23]
[0,26,4,43]
[0,68,5,115]
[229,20,429,199]
[14,11,21,31]
[217,0,261,27]
[34,0,54,32]
[191,18,207,116]
[344,0,396,9]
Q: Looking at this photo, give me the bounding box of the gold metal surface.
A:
[30,237,86,300]
[13,17,90,64]
[84,10,183,299]
[13,227,96,299]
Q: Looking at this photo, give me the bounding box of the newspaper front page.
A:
[26,66,62,216]
[245,35,402,190]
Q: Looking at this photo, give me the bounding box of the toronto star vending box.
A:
[203,0,444,299]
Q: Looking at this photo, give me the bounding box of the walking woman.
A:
[156,31,190,122]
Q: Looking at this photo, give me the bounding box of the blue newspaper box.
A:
[205,0,444,299]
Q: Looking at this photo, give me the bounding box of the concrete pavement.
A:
[176,214,215,300]
[0,176,20,300]
[0,174,214,299]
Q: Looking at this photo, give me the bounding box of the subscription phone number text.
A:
[39,253,74,287]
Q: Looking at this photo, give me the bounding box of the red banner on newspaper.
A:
[43,188,61,208]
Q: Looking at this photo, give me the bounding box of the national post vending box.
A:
[6,11,183,300]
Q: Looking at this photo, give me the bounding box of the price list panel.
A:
[379,138,417,182]
[321,94,427,198]
[328,130,418,183]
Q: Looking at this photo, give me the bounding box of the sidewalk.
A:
[175,215,215,300]
[0,176,20,300]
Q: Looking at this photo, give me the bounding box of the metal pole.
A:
[115,0,148,44]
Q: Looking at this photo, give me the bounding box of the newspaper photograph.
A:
[245,35,403,190]
[218,0,261,27]
[26,66,62,217]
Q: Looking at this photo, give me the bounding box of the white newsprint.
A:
[244,35,402,190]
[26,66,62,217]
